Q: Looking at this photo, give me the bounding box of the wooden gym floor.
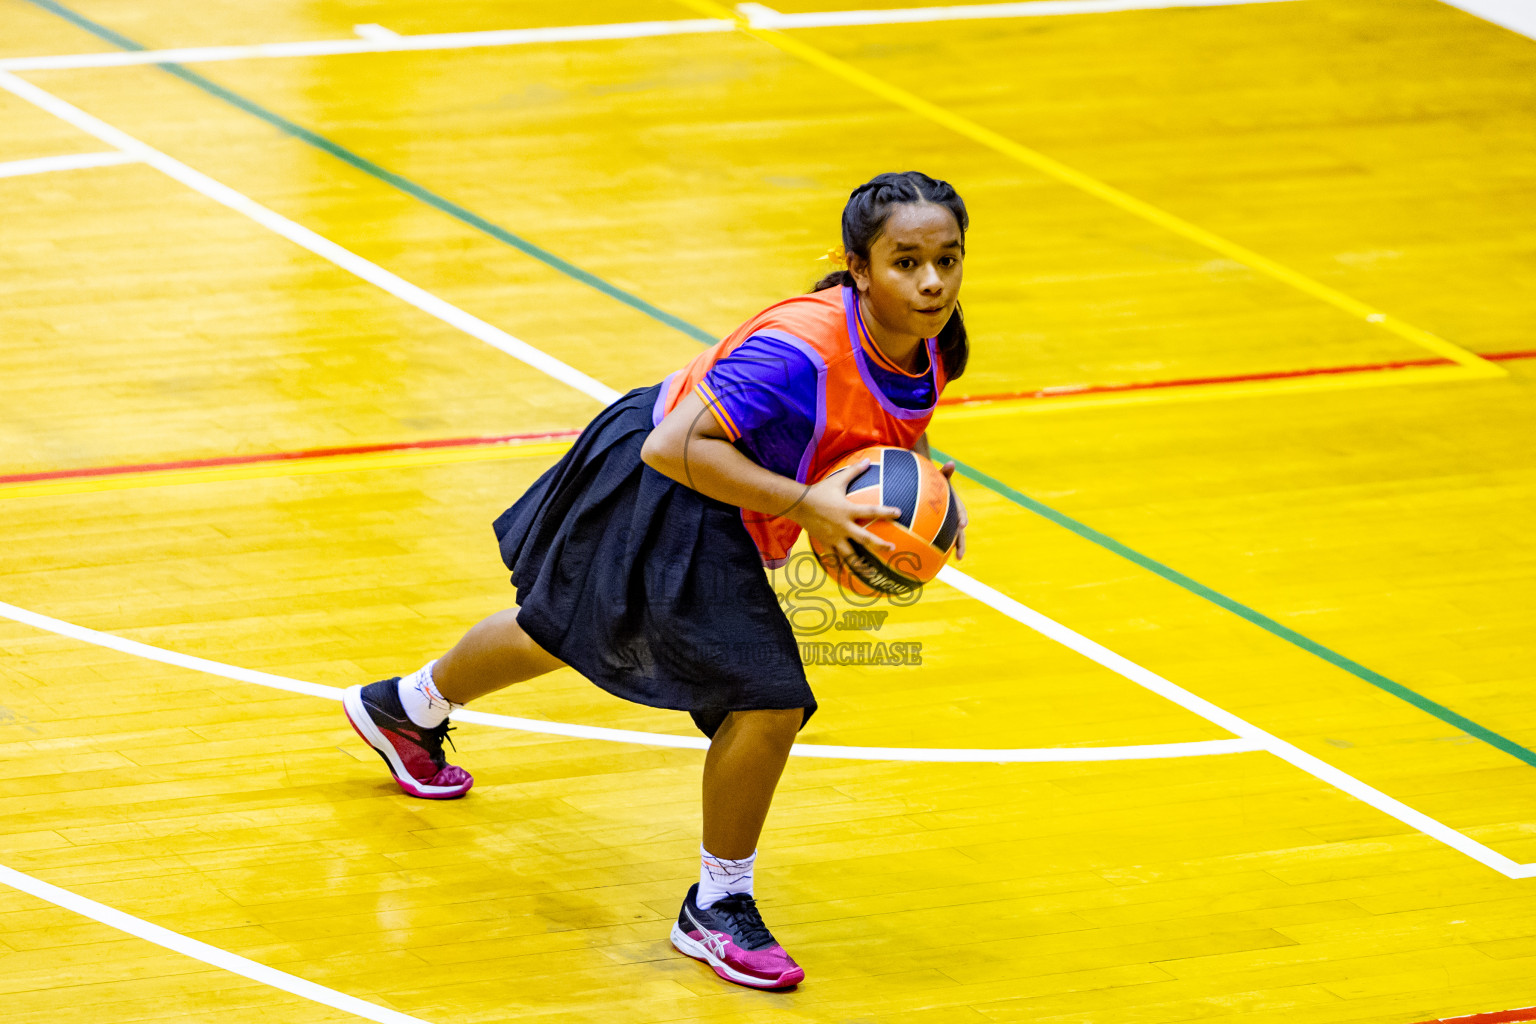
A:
[2,0,1534,1021]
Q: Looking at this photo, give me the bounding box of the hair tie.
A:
[816,244,847,267]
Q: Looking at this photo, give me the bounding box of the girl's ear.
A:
[847,253,871,293]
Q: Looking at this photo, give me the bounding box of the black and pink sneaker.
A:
[343,679,473,799]
[670,883,804,990]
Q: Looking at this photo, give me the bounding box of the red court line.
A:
[935,348,1536,407]
[6,349,1531,487]
[0,429,583,485]
[1409,1007,1536,1024]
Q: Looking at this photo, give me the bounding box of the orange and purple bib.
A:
[653,285,949,566]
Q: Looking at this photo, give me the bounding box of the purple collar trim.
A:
[841,286,939,421]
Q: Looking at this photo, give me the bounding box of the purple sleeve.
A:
[696,334,819,442]
[694,334,820,480]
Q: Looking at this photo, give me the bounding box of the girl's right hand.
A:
[789,460,902,566]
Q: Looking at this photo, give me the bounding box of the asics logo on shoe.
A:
[703,930,728,958]
[364,699,417,735]
[683,906,729,958]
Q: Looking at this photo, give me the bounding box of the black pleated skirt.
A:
[492,383,814,738]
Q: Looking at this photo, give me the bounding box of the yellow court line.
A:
[935,363,1482,419]
[0,441,575,500]
[672,0,1504,379]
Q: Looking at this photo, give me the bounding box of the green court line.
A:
[20,0,717,346]
[935,451,1536,769]
[28,0,1536,770]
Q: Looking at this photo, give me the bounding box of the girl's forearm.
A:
[645,434,811,522]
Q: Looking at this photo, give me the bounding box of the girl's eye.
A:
[939,256,957,267]
[895,258,915,269]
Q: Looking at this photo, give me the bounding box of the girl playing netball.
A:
[344,170,970,990]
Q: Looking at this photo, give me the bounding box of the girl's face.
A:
[849,203,964,342]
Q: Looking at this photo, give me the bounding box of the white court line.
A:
[0,149,136,178]
[0,862,432,1024]
[1438,0,1536,39]
[2,67,1530,877]
[1,581,1528,871]
[0,70,618,408]
[0,19,734,71]
[0,0,1301,72]
[0,598,1254,763]
[735,0,1302,29]
[353,24,402,41]
[938,567,1536,879]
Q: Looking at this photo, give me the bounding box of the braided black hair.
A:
[812,171,969,380]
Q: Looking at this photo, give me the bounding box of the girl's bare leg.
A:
[701,708,802,859]
[433,608,566,704]
[435,622,798,857]
[671,708,806,990]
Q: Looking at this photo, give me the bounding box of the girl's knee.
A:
[735,707,805,739]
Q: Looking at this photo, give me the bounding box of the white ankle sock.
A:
[698,846,756,908]
[397,660,457,728]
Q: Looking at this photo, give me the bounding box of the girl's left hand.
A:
[939,461,968,560]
